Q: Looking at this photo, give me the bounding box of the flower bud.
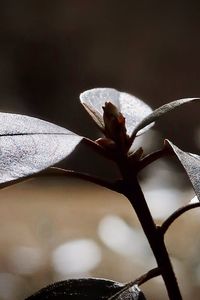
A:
[103,102,125,138]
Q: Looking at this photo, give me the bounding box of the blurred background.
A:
[0,1,200,299]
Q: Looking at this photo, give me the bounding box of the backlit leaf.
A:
[0,113,82,184]
[165,140,200,201]
[80,88,153,136]
[132,97,200,137]
[25,278,146,300]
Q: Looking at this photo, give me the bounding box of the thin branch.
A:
[161,202,200,235]
[0,167,120,193]
[108,267,160,300]
[134,267,161,286]
[138,147,171,171]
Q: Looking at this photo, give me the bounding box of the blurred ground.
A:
[0,174,199,300]
[0,1,200,299]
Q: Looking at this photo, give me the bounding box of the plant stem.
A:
[138,147,171,170]
[108,267,160,300]
[161,202,200,235]
[118,159,182,300]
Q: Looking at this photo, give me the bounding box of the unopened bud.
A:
[103,102,127,143]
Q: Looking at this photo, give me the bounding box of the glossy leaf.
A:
[80,88,153,136]
[0,112,82,184]
[110,284,146,300]
[25,278,146,300]
[165,140,200,201]
[132,97,200,137]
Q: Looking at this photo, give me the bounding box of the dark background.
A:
[0,1,200,299]
[1,1,200,148]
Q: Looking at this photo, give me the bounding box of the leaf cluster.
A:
[0,88,199,299]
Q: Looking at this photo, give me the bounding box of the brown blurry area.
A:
[0,1,200,299]
[0,176,200,300]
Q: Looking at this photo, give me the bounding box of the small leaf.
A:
[25,278,123,299]
[132,97,200,137]
[165,140,200,201]
[80,88,153,136]
[0,113,82,184]
[25,278,146,300]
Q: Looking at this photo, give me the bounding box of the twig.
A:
[161,202,200,235]
[138,147,171,171]
[108,267,160,300]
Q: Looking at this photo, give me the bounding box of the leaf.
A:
[25,278,146,300]
[80,88,153,136]
[0,112,82,184]
[25,278,123,300]
[132,97,200,137]
[165,140,200,201]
